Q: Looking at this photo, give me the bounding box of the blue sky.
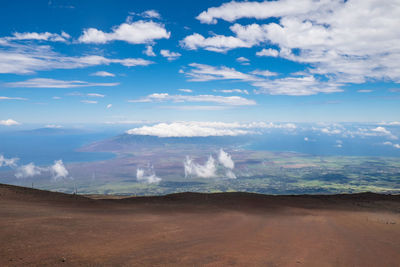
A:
[1,0,400,126]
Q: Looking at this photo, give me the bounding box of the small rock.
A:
[61,257,66,262]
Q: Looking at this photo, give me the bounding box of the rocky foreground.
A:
[1,183,399,266]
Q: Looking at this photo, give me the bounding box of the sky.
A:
[1,0,400,126]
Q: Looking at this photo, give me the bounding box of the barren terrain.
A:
[1,183,400,266]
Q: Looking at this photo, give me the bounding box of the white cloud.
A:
[0,154,19,168]
[125,121,294,138]
[383,141,400,149]
[161,105,231,111]
[81,100,98,104]
[7,31,70,42]
[196,0,320,24]
[213,89,249,94]
[194,0,400,84]
[0,119,20,126]
[87,93,105,98]
[256,48,279,57]
[13,159,69,180]
[129,93,256,106]
[136,165,161,184]
[126,122,251,137]
[49,160,69,180]
[250,70,278,77]
[141,10,161,19]
[183,63,259,82]
[357,89,372,93]
[236,56,249,62]
[7,78,119,88]
[45,124,63,128]
[160,49,181,61]
[0,96,27,100]
[78,20,170,44]
[91,71,115,77]
[52,96,61,100]
[370,126,397,139]
[15,163,43,178]
[0,41,153,74]
[184,150,236,179]
[181,23,269,53]
[180,33,251,53]
[253,75,343,96]
[178,89,193,93]
[143,45,156,56]
[218,149,234,169]
[184,63,340,95]
[379,121,400,126]
[184,155,217,178]
[106,104,112,109]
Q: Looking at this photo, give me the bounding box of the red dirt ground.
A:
[1,183,400,266]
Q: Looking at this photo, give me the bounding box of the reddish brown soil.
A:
[1,184,400,266]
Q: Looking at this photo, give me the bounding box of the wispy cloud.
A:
[81,100,98,104]
[0,96,27,100]
[91,71,115,77]
[129,93,256,106]
[7,78,119,88]
[0,41,153,74]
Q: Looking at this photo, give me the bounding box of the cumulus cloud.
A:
[313,124,398,139]
[136,165,161,184]
[126,122,251,137]
[78,20,170,44]
[6,78,119,88]
[192,0,400,84]
[49,160,69,180]
[91,71,115,77]
[125,121,294,138]
[218,149,234,169]
[184,149,236,179]
[0,119,20,126]
[143,45,156,56]
[106,104,112,109]
[196,0,319,24]
[129,92,256,106]
[0,154,19,168]
[15,163,43,178]
[181,23,270,53]
[383,141,400,149]
[256,48,279,57]
[14,160,69,180]
[160,49,181,61]
[184,155,217,178]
